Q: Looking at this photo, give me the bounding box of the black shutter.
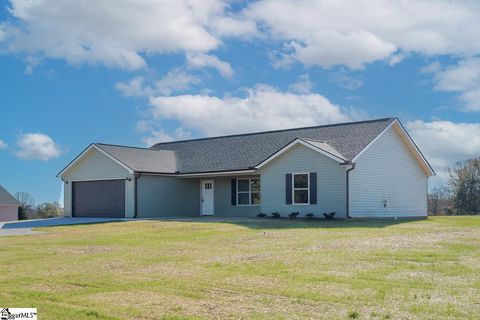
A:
[231,179,237,206]
[286,173,292,205]
[310,172,317,204]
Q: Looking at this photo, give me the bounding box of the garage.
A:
[72,180,125,218]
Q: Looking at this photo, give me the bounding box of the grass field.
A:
[1,217,480,319]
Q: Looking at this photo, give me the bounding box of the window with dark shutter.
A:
[231,179,237,206]
[310,172,317,204]
[286,173,292,204]
[237,178,261,206]
[293,173,309,204]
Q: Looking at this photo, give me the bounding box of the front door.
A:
[201,180,214,216]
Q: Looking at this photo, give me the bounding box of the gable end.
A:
[352,119,434,176]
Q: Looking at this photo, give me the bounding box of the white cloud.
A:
[147,84,361,137]
[420,61,442,74]
[431,58,480,111]
[115,76,151,97]
[209,14,258,38]
[142,127,192,146]
[155,69,200,96]
[388,52,408,66]
[3,0,480,78]
[116,69,200,97]
[3,0,236,70]
[186,52,234,78]
[24,55,42,74]
[0,24,7,42]
[245,0,480,69]
[0,139,7,149]
[291,30,396,70]
[289,74,313,94]
[15,133,61,160]
[406,120,480,175]
[4,0,480,79]
[328,69,363,90]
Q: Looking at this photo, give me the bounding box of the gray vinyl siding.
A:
[136,175,199,217]
[212,176,261,217]
[62,147,134,218]
[349,125,428,217]
[63,148,130,180]
[0,206,18,222]
[259,144,347,218]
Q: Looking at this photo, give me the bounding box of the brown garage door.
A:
[72,180,125,218]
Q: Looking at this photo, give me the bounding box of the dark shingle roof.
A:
[95,144,177,173]
[149,118,395,173]
[0,185,19,206]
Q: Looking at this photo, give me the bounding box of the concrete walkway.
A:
[0,217,123,236]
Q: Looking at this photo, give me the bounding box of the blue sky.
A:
[0,0,479,204]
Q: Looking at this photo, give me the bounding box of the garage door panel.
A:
[73,180,125,218]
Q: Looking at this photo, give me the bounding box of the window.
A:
[237,178,261,205]
[293,173,309,204]
[204,182,212,190]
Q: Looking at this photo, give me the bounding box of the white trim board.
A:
[177,170,257,178]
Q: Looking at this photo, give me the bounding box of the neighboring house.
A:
[0,185,19,222]
[57,118,435,219]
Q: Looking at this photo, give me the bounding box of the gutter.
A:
[343,161,356,219]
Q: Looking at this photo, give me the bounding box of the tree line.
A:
[14,192,63,219]
[429,157,480,215]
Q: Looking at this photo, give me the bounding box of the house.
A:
[0,185,19,222]
[57,118,435,219]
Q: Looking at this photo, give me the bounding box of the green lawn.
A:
[1,217,480,319]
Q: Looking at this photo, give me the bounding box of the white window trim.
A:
[292,172,310,205]
[237,178,261,206]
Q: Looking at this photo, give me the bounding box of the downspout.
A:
[134,173,141,218]
[344,161,356,219]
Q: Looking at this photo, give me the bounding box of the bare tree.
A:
[14,192,35,209]
[14,192,35,220]
[428,186,452,215]
[448,158,480,215]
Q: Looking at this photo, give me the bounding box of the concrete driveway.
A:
[0,217,123,236]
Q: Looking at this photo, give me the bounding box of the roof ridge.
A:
[152,117,395,147]
[95,142,168,151]
[300,137,328,143]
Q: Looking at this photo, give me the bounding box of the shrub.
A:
[288,212,299,219]
[257,212,267,218]
[347,310,360,319]
[271,212,281,218]
[323,212,336,220]
[37,202,63,218]
[306,213,314,219]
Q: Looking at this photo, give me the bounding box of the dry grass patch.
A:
[1,217,480,319]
